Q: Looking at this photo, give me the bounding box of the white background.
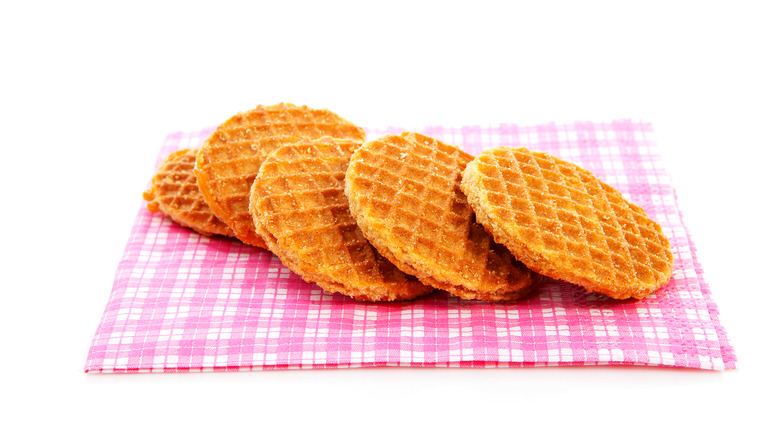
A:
[2,1,778,436]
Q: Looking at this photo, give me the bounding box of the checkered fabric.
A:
[85,121,736,372]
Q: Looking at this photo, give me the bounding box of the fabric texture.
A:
[85,121,736,372]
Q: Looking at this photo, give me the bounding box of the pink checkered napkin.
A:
[85,120,736,373]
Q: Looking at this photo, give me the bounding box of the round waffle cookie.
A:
[344,132,537,301]
[461,146,674,300]
[249,137,432,302]
[195,103,365,248]
[143,148,234,237]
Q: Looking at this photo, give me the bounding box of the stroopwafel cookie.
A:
[461,146,674,300]
[195,103,365,248]
[143,148,234,237]
[345,133,537,301]
[249,137,432,301]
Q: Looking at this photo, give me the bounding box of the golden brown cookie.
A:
[143,148,234,237]
[194,103,365,248]
[344,132,537,301]
[461,146,674,300]
[249,137,432,301]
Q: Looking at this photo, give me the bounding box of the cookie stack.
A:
[143,148,234,238]
[144,103,673,302]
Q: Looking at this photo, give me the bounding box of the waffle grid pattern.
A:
[195,104,365,247]
[144,149,233,237]
[350,134,472,269]
[85,121,736,372]
[346,133,533,300]
[251,139,429,301]
[465,147,672,298]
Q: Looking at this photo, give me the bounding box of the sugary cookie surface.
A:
[345,133,537,301]
[461,146,674,299]
[250,137,432,301]
[143,148,234,237]
[195,103,365,248]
